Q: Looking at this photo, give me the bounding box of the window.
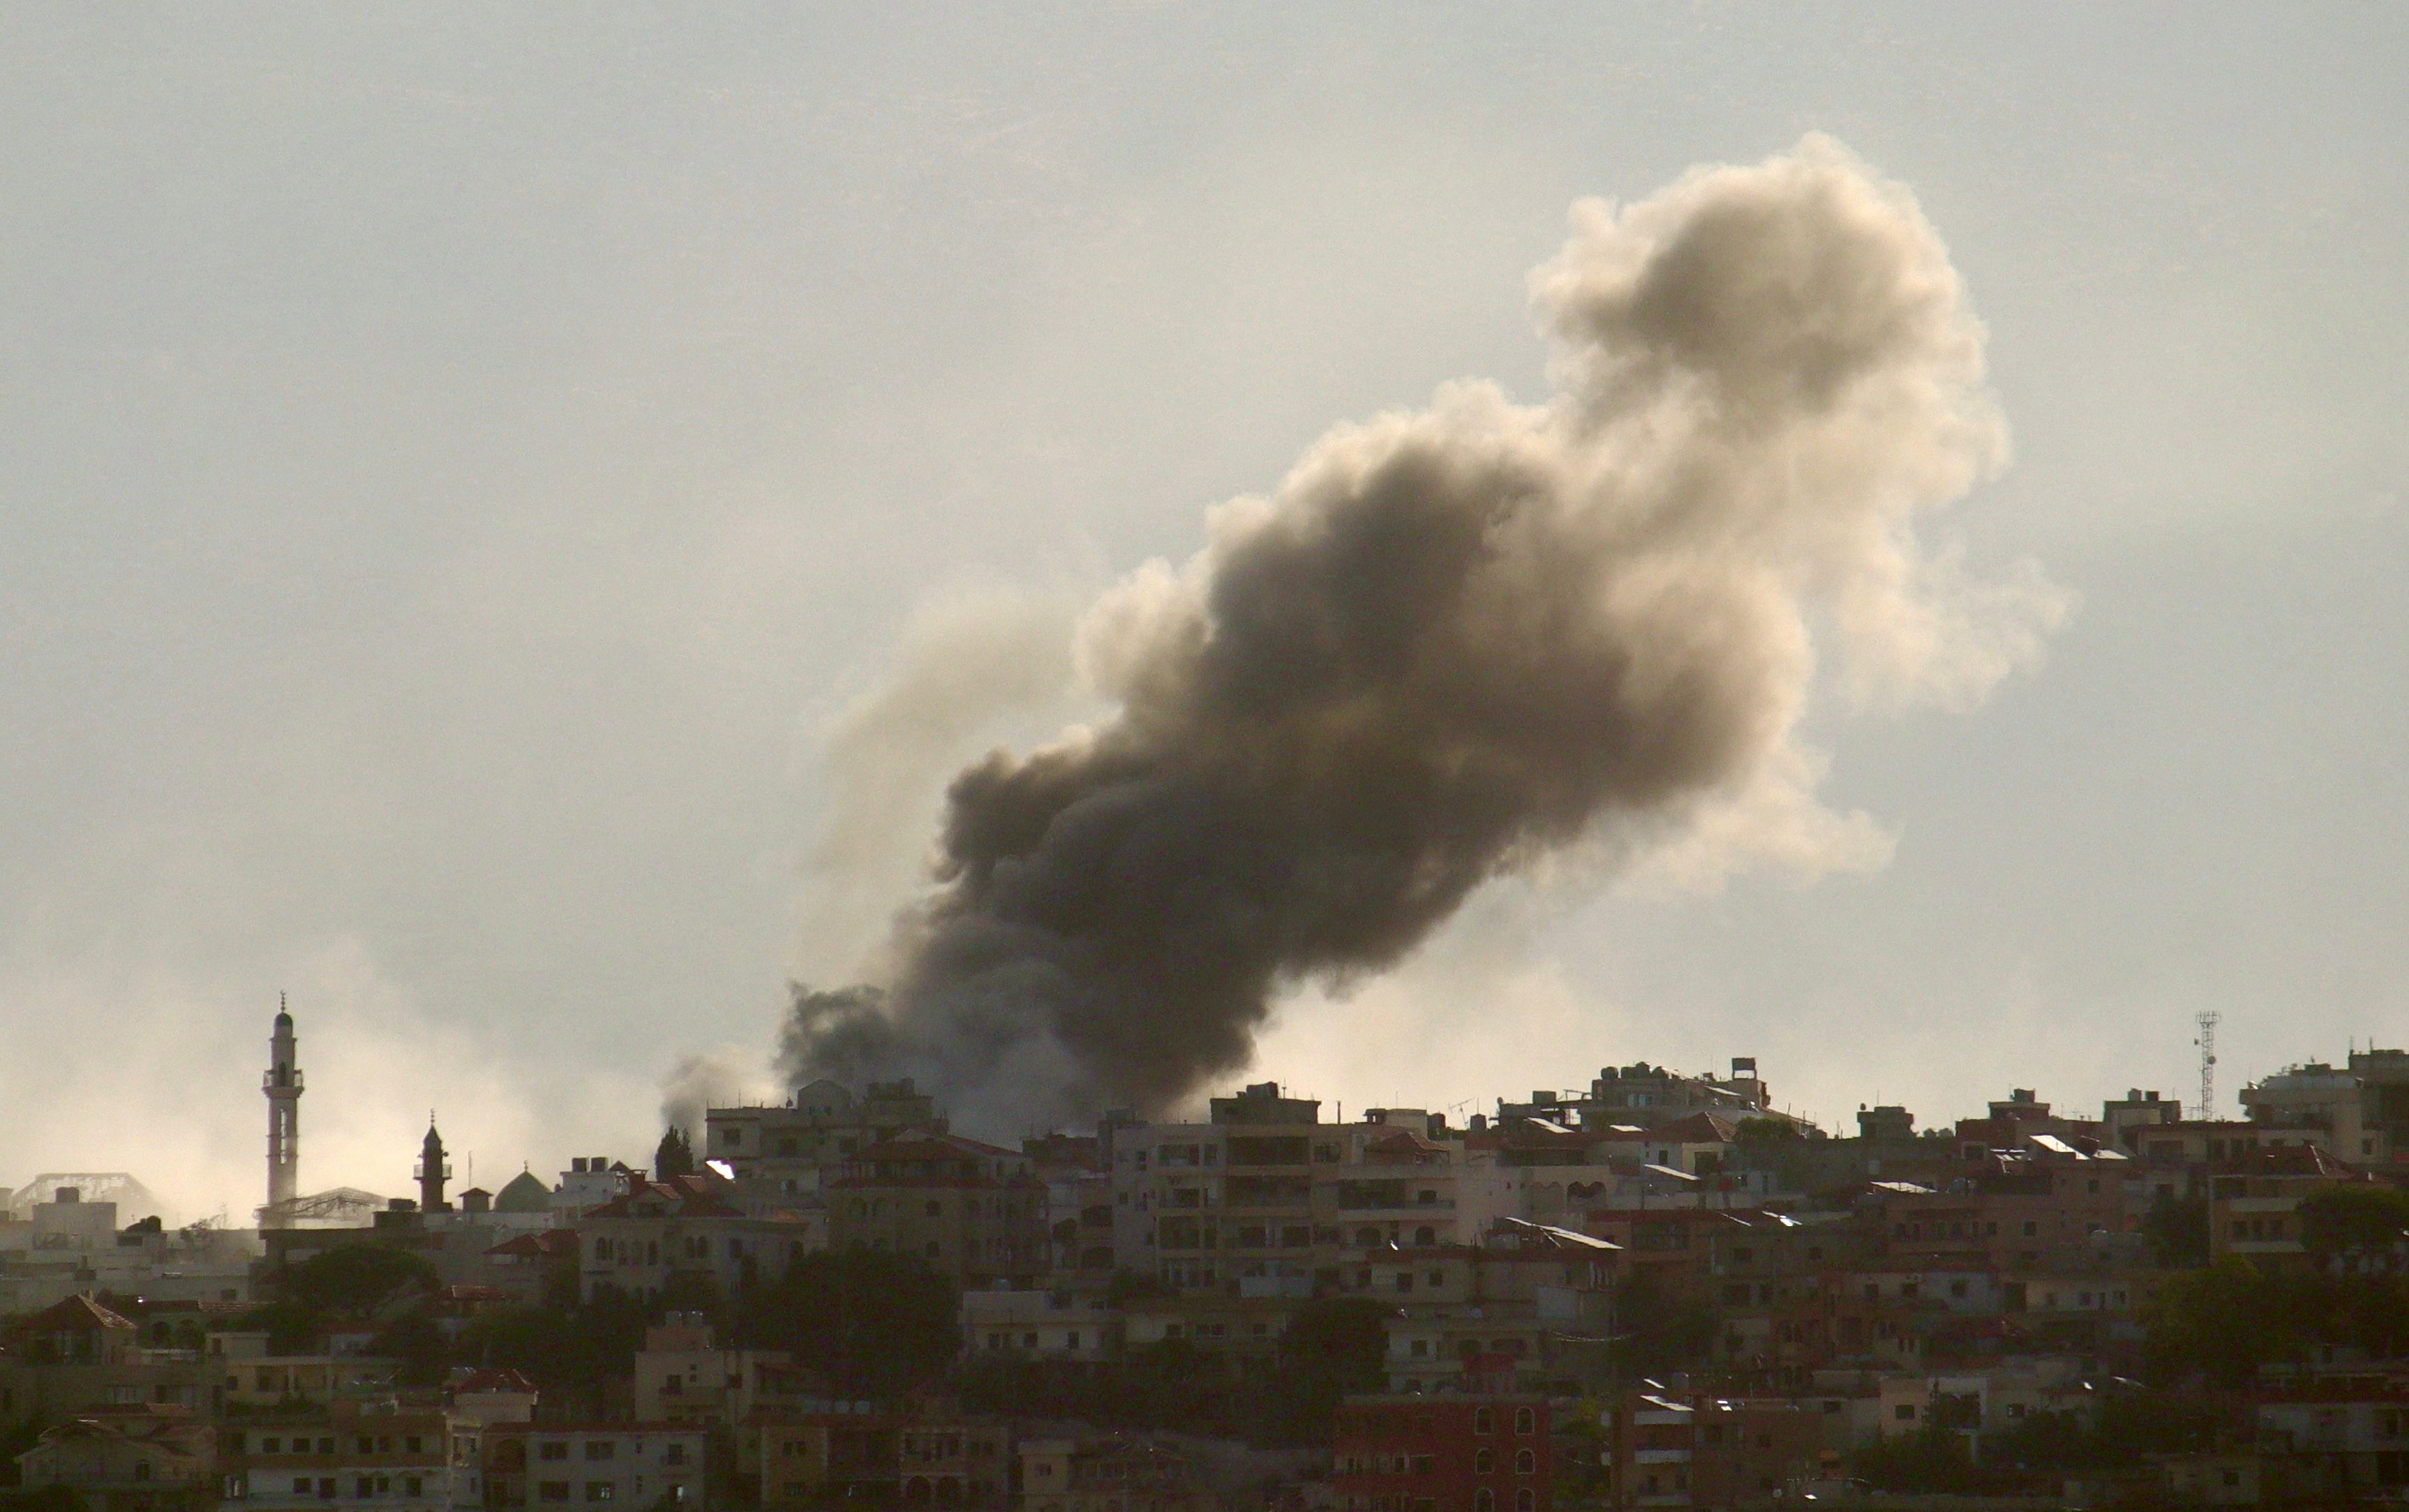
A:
[355,1479,373,1499]
[541,1444,570,1462]
[540,1487,572,1504]
[662,1376,682,1396]
[1895,1405,1916,1421]
[586,1442,617,1462]
[319,1481,336,1500]
[1474,1493,1493,1512]
[1513,1408,1535,1435]
[1514,1492,1534,1512]
[294,1479,311,1495]
[405,1438,423,1455]
[1513,1451,1535,1474]
[662,1446,687,1467]
[1473,1451,1494,1474]
[587,1486,615,1502]
[1472,1407,1493,1435]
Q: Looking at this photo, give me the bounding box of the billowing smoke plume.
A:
[784,137,2065,1132]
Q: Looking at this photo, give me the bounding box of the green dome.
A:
[493,1169,553,1213]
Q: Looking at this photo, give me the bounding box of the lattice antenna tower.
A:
[2194,1010,2221,1120]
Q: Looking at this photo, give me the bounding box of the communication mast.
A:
[2193,1010,2221,1120]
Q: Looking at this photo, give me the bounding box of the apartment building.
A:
[0,1294,210,1420]
[896,1418,1013,1508]
[1020,1436,1209,1512]
[756,1406,904,1506]
[1874,1155,2128,1273]
[1112,1088,1469,1298]
[13,1405,216,1512]
[1375,1220,1618,1395]
[824,1132,1048,1290]
[2257,1379,2409,1499]
[704,1079,946,1201]
[960,1290,1121,1363]
[219,1402,480,1512]
[483,1423,707,1511]
[2242,1049,2409,1165]
[1332,1396,1551,1512]
[2207,1143,2372,1265]
[1493,1060,1803,1135]
[209,1331,398,1412]
[1603,1391,1823,1511]
[576,1176,816,1304]
[629,1314,800,1428]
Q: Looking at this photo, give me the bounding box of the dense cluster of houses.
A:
[7,1040,2409,1510]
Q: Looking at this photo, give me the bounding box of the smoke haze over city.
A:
[1,8,2406,1219]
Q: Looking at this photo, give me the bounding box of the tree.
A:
[733,1250,957,1398]
[2142,1192,2209,1268]
[1259,1298,1392,1444]
[273,1243,440,1317]
[1611,1269,1715,1379]
[654,1126,696,1182]
[366,1310,450,1388]
[2298,1185,2409,1262]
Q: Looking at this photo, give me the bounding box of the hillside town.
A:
[8,1009,2409,1512]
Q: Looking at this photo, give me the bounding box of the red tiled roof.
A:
[454,1368,538,1395]
[15,1292,135,1334]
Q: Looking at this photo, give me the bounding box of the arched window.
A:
[1514,1492,1534,1512]
[1472,1407,1493,1434]
[1473,1450,1494,1475]
[1513,1451,1535,1475]
[1514,1407,1535,1435]
[1474,1492,1493,1512]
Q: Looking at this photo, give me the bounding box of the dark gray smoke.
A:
[783,137,2063,1132]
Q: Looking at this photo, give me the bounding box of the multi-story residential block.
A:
[1493,1060,1805,1135]
[1111,1088,1471,1299]
[824,1132,1047,1291]
[2207,1143,2372,1266]
[1602,1391,1823,1511]
[2243,1049,2409,1165]
[756,1406,904,1507]
[2255,1380,2409,1500]
[208,1331,398,1411]
[960,1290,1121,1363]
[13,1405,216,1512]
[483,1423,708,1511]
[630,1314,800,1428]
[1020,1436,1209,1512]
[220,1403,481,1512]
[1873,1154,2128,1274]
[895,1417,1013,1508]
[705,1079,946,1202]
[0,1294,211,1420]
[1875,1361,2097,1437]
[576,1176,818,1304]
[1378,1219,1619,1395]
[1332,1395,1551,1512]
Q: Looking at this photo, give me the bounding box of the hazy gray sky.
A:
[3,5,2403,1219]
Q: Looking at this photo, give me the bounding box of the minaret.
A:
[417,1116,452,1213]
[263,996,303,1227]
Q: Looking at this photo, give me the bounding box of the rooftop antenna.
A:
[2193,1011,2221,1120]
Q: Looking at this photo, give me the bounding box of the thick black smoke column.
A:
[786,137,2061,1132]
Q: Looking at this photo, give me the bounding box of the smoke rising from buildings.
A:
[783,137,2066,1133]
